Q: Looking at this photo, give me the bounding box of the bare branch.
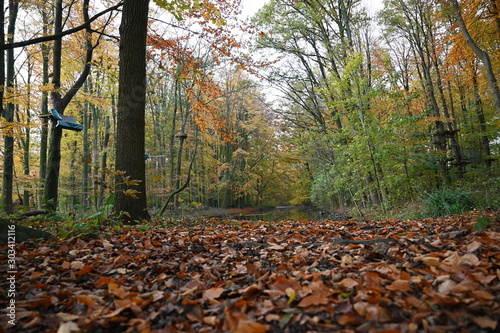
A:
[0,2,123,50]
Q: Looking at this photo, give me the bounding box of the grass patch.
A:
[424,188,475,217]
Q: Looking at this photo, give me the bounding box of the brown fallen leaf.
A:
[203,287,225,301]
[386,279,413,292]
[108,282,128,299]
[297,293,329,307]
[338,277,359,290]
[472,316,497,329]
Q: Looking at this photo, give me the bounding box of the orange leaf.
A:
[75,295,98,309]
[108,283,128,299]
[76,265,95,276]
[95,276,115,288]
[297,294,329,307]
[30,272,44,279]
[270,276,301,293]
[386,280,412,292]
[363,271,382,291]
[235,319,269,333]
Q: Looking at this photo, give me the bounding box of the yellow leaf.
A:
[123,176,142,186]
[123,189,141,199]
[285,288,295,305]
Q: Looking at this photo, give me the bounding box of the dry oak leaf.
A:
[437,279,456,295]
[76,265,95,276]
[57,321,80,333]
[338,277,359,290]
[386,279,413,292]
[234,319,270,333]
[203,287,225,302]
[297,293,329,307]
[102,239,113,251]
[75,295,98,309]
[70,261,85,270]
[472,316,497,329]
[466,240,482,252]
[270,275,301,294]
[108,282,128,299]
[416,256,441,267]
[225,309,270,333]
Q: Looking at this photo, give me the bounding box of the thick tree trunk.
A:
[39,10,51,208]
[113,0,150,223]
[44,0,94,210]
[43,0,64,210]
[1,0,19,214]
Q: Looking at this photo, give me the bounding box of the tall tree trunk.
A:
[82,82,91,211]
[450,0,500,118]
[39,9,51,208]
[43,0,65,210]
[429,36,464,178]
[1,0,19,214]
[44,0,94,210]
[472,72,492,167]
[21,58,33,206]
[113,0,150,223]
[99,116,111,201]
[169,75,179,194]
[0,0,4,132]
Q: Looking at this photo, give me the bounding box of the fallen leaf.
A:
[76,265,95,276]
[341,254,354,266]
[418,256,441,267]
[438,279,457,295]
[461,253,480,266]
[297,293,329,307]
[235,319,270,333]
[386,280,413,292]
[339,277,359,290]
[466,241,481,253]
[57,321,80,333]
[203,287,224,301]
[70,261,84,270]
[472,316,497,329]
[108,283,128,299]
[102,240,113,251]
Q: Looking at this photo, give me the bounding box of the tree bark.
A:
[44,0,95,210]
[113,0,151,223]
[451,0,500,118]
[39,9,51,207]
[1,0,19,214]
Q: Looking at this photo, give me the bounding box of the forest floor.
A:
[1,209,499,332]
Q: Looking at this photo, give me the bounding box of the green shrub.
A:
[425,188,475,217]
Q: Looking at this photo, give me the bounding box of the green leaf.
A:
[279,313,294,329]
[105,193,116,206]
[473,216,492,231]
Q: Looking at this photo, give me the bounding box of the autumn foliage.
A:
[1,209,499,332]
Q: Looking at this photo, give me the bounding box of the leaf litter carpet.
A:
[1,209,499,332]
